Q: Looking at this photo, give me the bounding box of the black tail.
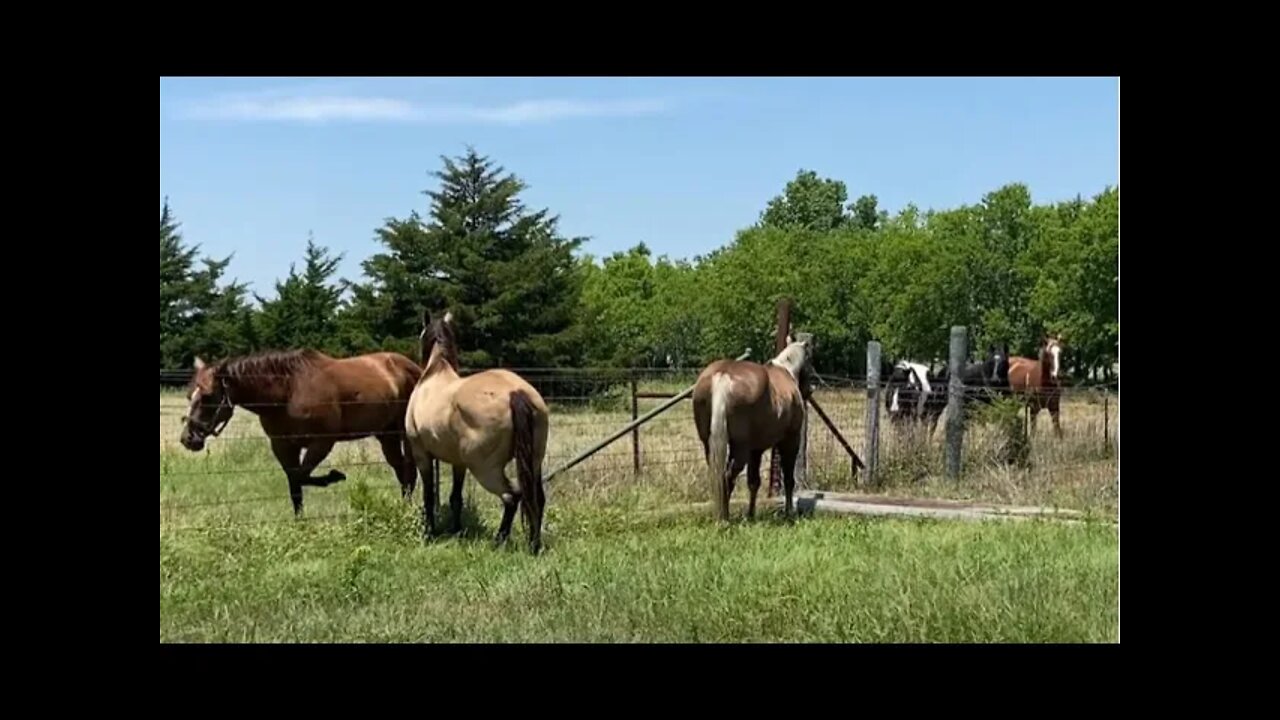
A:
[510,390,545,555]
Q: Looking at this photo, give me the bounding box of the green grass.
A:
[160,483,1117,643]
[160,389,1118,643]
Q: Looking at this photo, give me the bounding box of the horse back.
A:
[693,360,802,444]
[1007,357,1041,391]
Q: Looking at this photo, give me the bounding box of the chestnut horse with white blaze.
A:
[178,349,423,516]
[1008,336,1065,438]
[404,310,551,554]
[692,336,816,522]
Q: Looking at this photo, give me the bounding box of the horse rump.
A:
[707,373,732,522]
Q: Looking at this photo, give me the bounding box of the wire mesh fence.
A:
[160,367,1117,531]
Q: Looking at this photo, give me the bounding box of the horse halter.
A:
[184,387,234,440]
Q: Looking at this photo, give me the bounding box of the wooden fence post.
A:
[794,331,812,488]
[865,341,882,487]
[1103,387,1112,455]
[945,326,967,481]
[768,298,793,497]
[631,372,641,474]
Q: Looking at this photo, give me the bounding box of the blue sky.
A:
[159,76,1119,299]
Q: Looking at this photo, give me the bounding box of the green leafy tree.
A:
[759,169,850,232]
[849,194,885,231]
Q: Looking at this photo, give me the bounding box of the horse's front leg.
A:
[379,434,415,500]
[1050,394,1064,439]
[298,440,342,486]
[269,439,305,516]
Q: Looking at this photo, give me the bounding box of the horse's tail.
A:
[708,372,733,522]
[510,389,546,554]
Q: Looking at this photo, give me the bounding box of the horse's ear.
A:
[786,334,795,345]
[443,310,454,325]
[193,357,205,371]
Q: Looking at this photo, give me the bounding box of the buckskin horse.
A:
[1008,335,1065,438]
[404,310,551,555]
[178,349,423,515]
[692,335,816,522]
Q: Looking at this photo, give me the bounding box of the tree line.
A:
[160,148,1118,382]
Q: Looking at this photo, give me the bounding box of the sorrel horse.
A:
[692,336,815,522]
[178,349,423,515]
[404,310,551,555]
[1008,336,1064,438]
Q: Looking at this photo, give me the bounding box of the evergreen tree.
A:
[255,234,347,354]
[345,148,586,367]
[158,198,254,367]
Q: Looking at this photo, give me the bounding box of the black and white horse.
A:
[883,345,1011,437]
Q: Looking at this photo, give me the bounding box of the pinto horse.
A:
[1008,336,1064,438]
[885,360,946,435]
[178,349,423,515]
[692,336,815,522]
[885,345,1010,436]
[404,310,551,555]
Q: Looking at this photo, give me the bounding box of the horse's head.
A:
[1042,335,1064,381]
[984,343,1011,387]
[420,309,460,371]
[778,332,817,399]
[179,357,234,452]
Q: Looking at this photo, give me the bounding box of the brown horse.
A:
[178,349,423,515]
[692,336,815,522]
[1008,336,1065,438]
[404,310,551,554]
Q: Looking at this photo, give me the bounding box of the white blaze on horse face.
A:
[1050,344,1061,379]
[890,388,900,413]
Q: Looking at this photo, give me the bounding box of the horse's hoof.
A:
[326,470,347,484]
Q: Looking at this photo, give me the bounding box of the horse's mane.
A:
[424,318,460,372]
[218,349,327,381]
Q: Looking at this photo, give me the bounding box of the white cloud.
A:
[181,94,671,126]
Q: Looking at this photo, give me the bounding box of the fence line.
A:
[162,322,1121,530]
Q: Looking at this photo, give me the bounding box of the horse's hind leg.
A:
[724,448,747,515]
[745,450,765,520]
[474,466,519,547]
[449,465,466,535]
[777,437,801,518]
[378,435,415,500]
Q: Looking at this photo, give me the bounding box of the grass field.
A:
[159,379,1119,643]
